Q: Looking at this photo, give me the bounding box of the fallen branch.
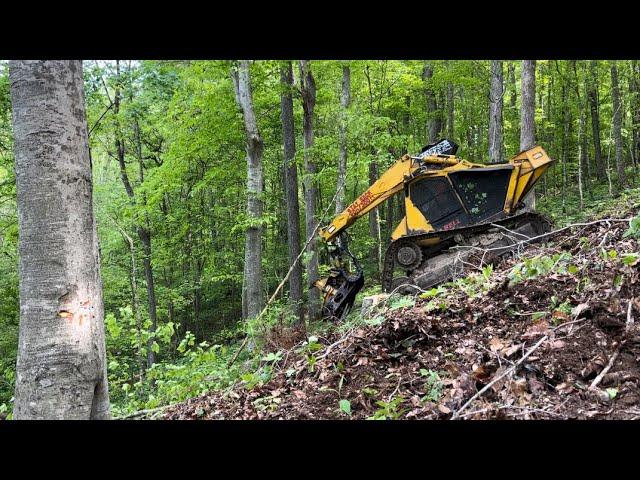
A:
[450,318,585,420]
[589,342,625,391]
[450,218,631,256]
[119,404,172,420]
[316,330,355,361]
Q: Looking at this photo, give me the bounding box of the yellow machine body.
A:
[320,145,554,245]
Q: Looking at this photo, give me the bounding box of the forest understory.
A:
[3,59,640,420]
[161,205,640,420]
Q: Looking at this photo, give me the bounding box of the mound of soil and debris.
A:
[164,212,640,420]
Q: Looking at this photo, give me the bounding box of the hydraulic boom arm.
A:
[320,154,460,243]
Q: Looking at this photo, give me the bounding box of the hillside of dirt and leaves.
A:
[152,191,640,420]
[2,60,640,419]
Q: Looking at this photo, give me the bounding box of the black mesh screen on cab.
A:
[409,177,471,231]
[448,166,512,222]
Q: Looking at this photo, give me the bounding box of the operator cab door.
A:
[407,165,513,233]
[408,177,471,231]
[448,165,513,223]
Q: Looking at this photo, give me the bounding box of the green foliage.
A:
[420,369,444,403]
[1,59,640,419]
[368,396,406,420]
[389,296,415,310]
[623,215,640,239]
[339,399,352,417]
[508,252,574,285]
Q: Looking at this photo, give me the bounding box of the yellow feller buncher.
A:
[315,139,555,320]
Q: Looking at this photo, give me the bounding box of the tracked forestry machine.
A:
[315,139,555,320]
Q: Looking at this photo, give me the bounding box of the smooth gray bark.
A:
[232,60,264,320]
[10,60,110,419]
[279,62,303,324]
[488,60,504,163]
[520,60,536,209]
[336,64,350,214]
[299,60,320,321]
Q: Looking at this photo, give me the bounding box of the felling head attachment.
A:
[314,234,363,321]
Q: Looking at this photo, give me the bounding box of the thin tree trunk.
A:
[423,62,441,143]
[279,62,303,325]
[611,61,625,188]
[10,60,110,419]
[299,60,320,321]
[336,64,350,214]
[368,159,382,276]
[508,62,517,110]
[112,60,158,367]
[520,60,537,209]
[561,81,570,214]
[630,60,640,172]
[231,60,264,320]
[446,67,455,139]
[116,225,145,380]
[572,61,585,209]
[588,60,605,177]
[488,60,504,163]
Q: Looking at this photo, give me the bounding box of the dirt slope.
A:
[164,213,640,420]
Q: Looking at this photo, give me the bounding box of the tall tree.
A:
[630,60,640,170]
[423,62,441,143]
[10,60,110,419]
[520,60,537,208]
[611,61,625,187]
[299,60,320,321]
[446,61,455,139]
[279,61,303,324]
[572,61,588,208]
[111,60,158,368]
[336,64,351,214]
[587,60,605,177]
[232,60,264,320]
[488,60,504,163]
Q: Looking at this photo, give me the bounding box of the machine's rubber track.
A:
[381,212,552,293]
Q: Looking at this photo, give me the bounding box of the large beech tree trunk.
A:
[10,60,110,419]
[299,60,320,321]
[279,62,303,324]
[488,60,504,163]
[232,60,264,320]
[520,60,537,209]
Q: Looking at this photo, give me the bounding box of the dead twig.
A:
[119,404,172,420]
[315,330,355,361]
[589,342,625,391]
[499,405,567,418]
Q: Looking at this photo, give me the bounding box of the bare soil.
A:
[164,212,640,420]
